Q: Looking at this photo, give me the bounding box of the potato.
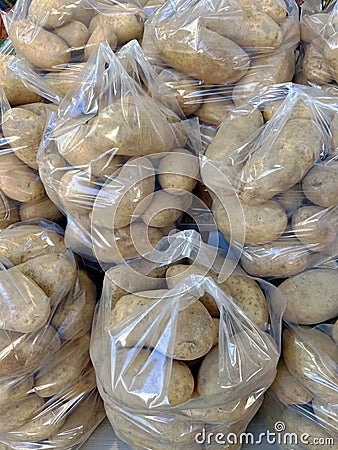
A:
[283,327,338,403]
[52,271,96,340]
[275,184,304,217]
[58,169,99,215]
[2,108,45,170]
[324,33,338,83]
[89,6,145,44]
[111,290,216,360]
[141,190,191,228]
[195,99,233,127]
[281,407,336,450]
[0,326,61,377]
[197,337,278,398]
[92,221,164,263]
[280,269,338,325]
[312,399,338,435]
[44,67,82,98]
[84,24,117,60]
[28,0,75,28]
[0,375,34,408]
[214,198,287,245]
[64,214,94,259]
[0,225,66,265]
[303,41,333,85]
[0,55,42,106]
[237,0,287,23]
[154,26,250,85]
[302,160,338,208]
[0,394,45,431]
[271,359,313,405]
[201,11,283,49]
[332,320,338,345]
[9,20,71,69]
[71,3,95,26]
[19,196,63,222]
[240,119,322,204]
[0,268,50,333]
[241,237,311,278]
[34,335,90,397]
[0,193,19,229]
[54,20,89,48]
[204,108,263,162]
[291,206,337,252]
[300,13,329,43]
[0,153,45,203]
[49,393,105,447]
[17,254,77,305]
[158,149,199,194]
[232,49,295,105]
[113,348,194,407]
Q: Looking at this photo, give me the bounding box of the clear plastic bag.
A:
[1,0,145,72]
[37,41,205,262]
[201,82,338,280]
[297,0,338,95]
[91,230,286,449]
[142,0,300,108]
[0,220,105,449]
[0,86,63,226]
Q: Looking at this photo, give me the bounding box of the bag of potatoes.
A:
[142,0,300,108]
[0,220,105,449]
[201,83,338,280]
[37,41,201,262]
[1,0,145,71]
[0,86,63,226]
[91,229,286,449]
[297,0,338,96]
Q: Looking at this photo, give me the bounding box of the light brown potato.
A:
[84,24,117,60]
[0,55,42,106]
[158,149,199,194]
[232,49,295,105]
[64,214,94,259]
[19,196,63,222]
[214,198,287,245]
[52,271,96,340]
[312,399,338,436]
[141,190,191,228]
[237,0,287,23]
[113,348,194,407]
[195,99,233,127]
[88,7,145,44]
[0,326,61,378]
[275,184,305,217]
[92,221,164,264]
[54,20,89,48]
[283,327,338,403]
[0,193,19,229]
[240,119,322,204]
[91,157,155,229]
[303,41,333,85]
[302,160,338,208]
[0,375,34,408]
[17,254,77,305]
[204,108,263,162]
[281,407,336,450]
[0,153,45,203]
[71,3,95,26]
[34,335,90,398]
[2,107,45,169]
[28,0,75,28]
[44,67,83,98]
[58,169,99,215]
[111,290,216,361]
[49,393,105,447]
[9,20,71,69]
[0,394,45,431]
[292,206,337,252]
[154,25,250,85]
[271,359,313,405]
[241,237,311,278]
[201,11,283,49]
[280,269,338,325]
[0,225,65,265]
[324,33,338,83]
[0,268,50,333]
[300,13,329,43]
